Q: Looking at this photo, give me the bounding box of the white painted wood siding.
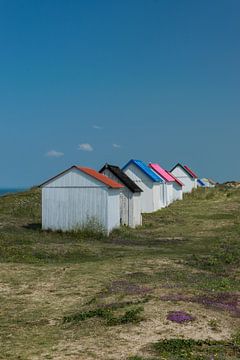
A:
[44,168,103,188]
[101,168,130,226]
[42,187,108,231]
[101,168,142,227]
[107,189,120,232]
[165,183,174,205]
[123,163,164,213]
[41,168,121,234]
[171,166,195,193]
[131,193,142,227]
[172,182,183,201]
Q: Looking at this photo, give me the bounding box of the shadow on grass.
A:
[22,223,42,231]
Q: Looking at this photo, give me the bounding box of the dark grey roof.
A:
[99,164,142,193]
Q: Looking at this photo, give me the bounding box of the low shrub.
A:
[63,305,144,326]
[152,338,240,359]
[72,217,107,239]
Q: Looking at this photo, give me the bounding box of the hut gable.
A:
[183,165,198,179]
[197,179,206,187]
[165,170,183,187]
[170,163,197,179]
[122,160,163,183]
[99,163,142,228]
[122,159,165,213]
[149,163,175,183]
[170,163,198,193]
[40,166,123,189]
[99,164,142,192]
[149,163,184,205]
[40,166,123,234]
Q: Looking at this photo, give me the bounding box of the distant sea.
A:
[0,188,28,197]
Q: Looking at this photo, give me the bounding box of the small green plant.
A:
[106,306,144,326]
[232,330,240,346]
[63,305,144,326]
[208,319,220,332]
[153,338,199,354]
[151,338,240,359]
[63,308,111,323]
[73,217,107,238]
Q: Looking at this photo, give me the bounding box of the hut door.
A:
[120,191,129,226]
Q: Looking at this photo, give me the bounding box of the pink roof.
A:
[184,165,198,179]
[165,170,184,187]
[149,163,176,183]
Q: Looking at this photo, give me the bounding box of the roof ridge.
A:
[170,163,197,179]
[149,163,176,183]
[99,163,142,192]
[122,159,163,183]
[76,166,124,188]
[40,165,124,189]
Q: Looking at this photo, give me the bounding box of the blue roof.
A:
[197,179,206,187]
[122,159,164,182]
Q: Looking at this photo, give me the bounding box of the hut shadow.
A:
[23,223,42,231]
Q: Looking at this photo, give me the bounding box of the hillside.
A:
[0,186,240,359]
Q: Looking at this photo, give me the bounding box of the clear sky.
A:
[0,0,239,187]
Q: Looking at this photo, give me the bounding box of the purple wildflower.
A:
[104,280,152,296]
[167,310,195,323]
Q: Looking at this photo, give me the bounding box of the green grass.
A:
[0,186,240,359]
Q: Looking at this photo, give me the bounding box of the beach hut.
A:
[40,165,123,234]
[170,163,198,193]
[149,163,183,203]
[201,178,216,188]
[99,163,142,228]
[122,159,165,213]
[197,179,206,187]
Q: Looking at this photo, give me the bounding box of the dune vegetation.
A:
[0,186,240,359]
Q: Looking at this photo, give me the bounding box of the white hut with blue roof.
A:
[122,159,165,213]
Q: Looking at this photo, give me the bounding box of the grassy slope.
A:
[0,187,240,359]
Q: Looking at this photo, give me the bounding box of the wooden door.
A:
[120,191,129,226]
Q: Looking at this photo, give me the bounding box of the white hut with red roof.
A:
[40,166,123,234]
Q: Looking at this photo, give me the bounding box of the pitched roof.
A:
[184,165,198,179]
[165,170,184,187]
[99,163,142,193]
[202,178,217,185]
[40,165,124,189]
[149,163,175,183]
[197,179,206,187]
[122,159,164,182]
[170,163,198,179]
[77,167,124,188]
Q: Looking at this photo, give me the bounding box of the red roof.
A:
[165,170,184,187]
[184,165,198,179]
[40,165,124,189]
[76,167,124,188]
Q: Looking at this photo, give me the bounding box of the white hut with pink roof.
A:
[149,163,183,203]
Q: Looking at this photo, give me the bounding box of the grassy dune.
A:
[0,186,240,359]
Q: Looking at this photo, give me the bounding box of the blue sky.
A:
[0,0,239,187]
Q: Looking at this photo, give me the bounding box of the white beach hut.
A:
[165,170,184,201]
[122,159,165,213]
[201,178,216,188]
[149,163,183,203]
[99,163,142,228]
[40,165,123,234]
[170,163,198,193]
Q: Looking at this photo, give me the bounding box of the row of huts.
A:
[40,160,215,233]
